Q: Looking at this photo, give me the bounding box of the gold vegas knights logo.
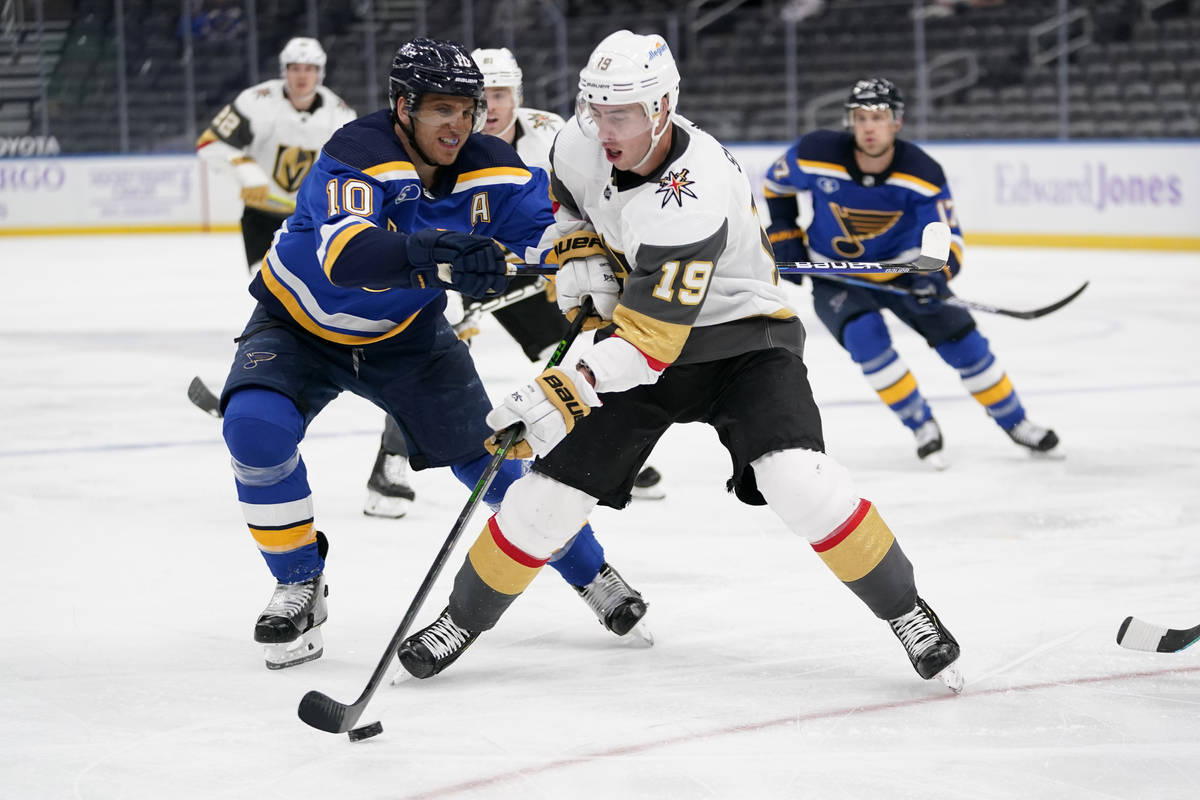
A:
[827,202,904,258]
[272,145,318,193]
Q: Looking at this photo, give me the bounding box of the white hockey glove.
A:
[484,367,601,459]
[234,160,272,209]
[556,255,619,324]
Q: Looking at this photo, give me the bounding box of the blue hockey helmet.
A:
[388,37,485,130]
[844,77,905,125]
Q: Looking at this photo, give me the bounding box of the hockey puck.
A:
[347,720,383,742]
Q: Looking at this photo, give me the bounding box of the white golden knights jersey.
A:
[510,107,564,174]
[763,129,964,282]
[196,78,357,207]
[545,116,802,368]
[251,110,554,345]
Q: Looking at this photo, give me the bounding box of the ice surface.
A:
[2,234,1198,799]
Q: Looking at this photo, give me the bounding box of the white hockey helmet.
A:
[577,30,679,123]
[279,37,326,83]
[471,47,523,105]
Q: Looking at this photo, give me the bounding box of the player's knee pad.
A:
[935,329,990,368]
[222,388,303,470]
[752,448,861,543]
[495,471,597,560]
[841,311,892,363]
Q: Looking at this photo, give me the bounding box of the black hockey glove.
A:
[407,229,509,297]
[902,271,949,315]
[769,228,809,287]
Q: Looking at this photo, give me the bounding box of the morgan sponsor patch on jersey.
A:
[655,168,698,208]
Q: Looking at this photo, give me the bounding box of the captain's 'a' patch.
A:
[655,168,698,208]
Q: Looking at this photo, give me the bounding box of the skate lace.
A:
[1007,419,1047,447]
[264,579,316,617]
[889,606,941,658]
[380,453,409,486]
[914,420,941,448]
[416,613,472,659]
[578,567,632,619]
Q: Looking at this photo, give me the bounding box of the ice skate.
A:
[364,446,416,518]
[397,607,481,679]
[1005,418,1060,456]
[888,596,963,693]
[913,418,948,470]
[254,574,328,670]
[630,465,667,500]
[574,563,653,645]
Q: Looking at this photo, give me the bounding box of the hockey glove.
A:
[768,227,809,287]
[556,254,620,324]
[901,271,949,315]
[407,229,509,297]
[484,367,600,459]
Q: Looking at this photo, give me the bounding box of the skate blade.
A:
[363,491,412,519]
[934,662,964,694]
[919,452,950,471]
[623,621,655,648]
[263,628,324,670]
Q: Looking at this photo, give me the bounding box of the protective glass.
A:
[575,93,654,140]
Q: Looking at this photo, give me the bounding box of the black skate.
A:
[364,446,416,518]
[254,574,329,669]
[1005,418,1060,455]
[398,608,481,679]
[888,596,963,693]
[574,563,653,645]
[913,418,948,470]
[630,465,666,500]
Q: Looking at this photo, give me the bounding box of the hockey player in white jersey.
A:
[196,37,356,274]
[398,31,964,693]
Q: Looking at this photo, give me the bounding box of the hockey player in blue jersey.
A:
[764,78,1059,468]
[219,38,648,670]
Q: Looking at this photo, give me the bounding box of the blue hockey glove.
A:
[902,271,949,315]
[407,229,509,297]
[769,228,809,286]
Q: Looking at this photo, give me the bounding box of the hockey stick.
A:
[187,376,222,418]
[1116,616,1200,653]
[442,222,952,279]
[297,297,596,736]
[453,277,549,338]
[817,275,1090,320]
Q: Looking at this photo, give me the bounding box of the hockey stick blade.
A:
[964,281,1089,320]
[504,222,952,277]
[1116,616,1200,653]
[187,376,222,418]
[296,299,595,735]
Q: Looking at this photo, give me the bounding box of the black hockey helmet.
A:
[844,77,905,125]
[388,37,485,130]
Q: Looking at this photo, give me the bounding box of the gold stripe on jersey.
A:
[613,304,689,365]
[886,171,941,197]
[251,523,317,554]
[762,183,795,199]
[320,222,373,279]
[797,158,851,179]
[259,257,422,345]
[196,129,219,148]
[453,166,533,193]
[363,160,418,182]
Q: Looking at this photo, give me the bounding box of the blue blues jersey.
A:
[763,130,963,281]
[249,109,554,344]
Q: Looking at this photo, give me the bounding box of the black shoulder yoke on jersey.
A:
[795,128,946,188]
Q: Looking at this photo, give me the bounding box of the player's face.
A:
[404,93,477,165]
[588,102,654,170]
[285,63,320,98]
[849,107,900,158]
[482,87,517,137]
